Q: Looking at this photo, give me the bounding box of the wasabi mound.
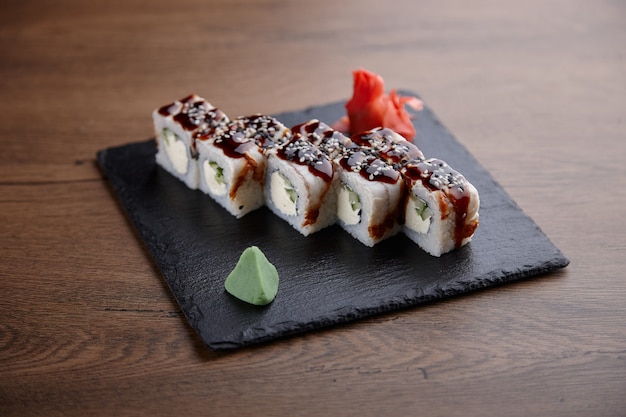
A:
[224,246,279,305]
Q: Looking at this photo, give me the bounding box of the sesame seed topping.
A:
[402,158,470,197]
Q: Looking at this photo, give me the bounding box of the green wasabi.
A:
[224,246,279,305]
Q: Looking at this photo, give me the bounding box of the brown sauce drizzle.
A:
[211,131,257,159]
[292,119,355,159]
[228,160,265,201]
[157,101,182,117]
[319,130,358,158]
[302,170,333,227]
[277,136,334,182]
[292,119,327,137]
[351,128,424,167]
[232,114,291,151]
[339,151,400,184]
[159,95,229,133]
[368,210,400,241]
[303,207,320,227]
[174,101,227,132]
[402,158,476,247]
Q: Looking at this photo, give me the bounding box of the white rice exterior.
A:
[403,180,480,257]
[153,109,200,189]
[336,169,403,247]
[264,154,338,236]
[196,138,266,218]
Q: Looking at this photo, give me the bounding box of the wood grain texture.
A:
[1,0,625,416]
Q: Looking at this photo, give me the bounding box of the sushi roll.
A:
[152,94,229,189]
[196,114,292,218]
[195,127,265,218]
[401,158,480,256]
[336,150,405,246]
[264,135,338,236]
[350,127,424,168]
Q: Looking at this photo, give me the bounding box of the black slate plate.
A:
[97,93,569,350]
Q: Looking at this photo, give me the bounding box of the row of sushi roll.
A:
[152,94,480,256]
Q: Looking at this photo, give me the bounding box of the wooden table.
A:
[2,0,625,415]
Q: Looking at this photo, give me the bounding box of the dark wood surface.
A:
[1,0,624,416]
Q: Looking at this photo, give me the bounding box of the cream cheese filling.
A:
[337,183,360,225]
[203,160,227,196]
[162,128,188,175]
[405,194,432,234]
[270,171,297,216]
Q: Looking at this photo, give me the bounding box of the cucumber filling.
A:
[337,183,361,225]
[162,128,189,175]
[203,160,227,196]
[270,171,297,216]
[406,195,432,234]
